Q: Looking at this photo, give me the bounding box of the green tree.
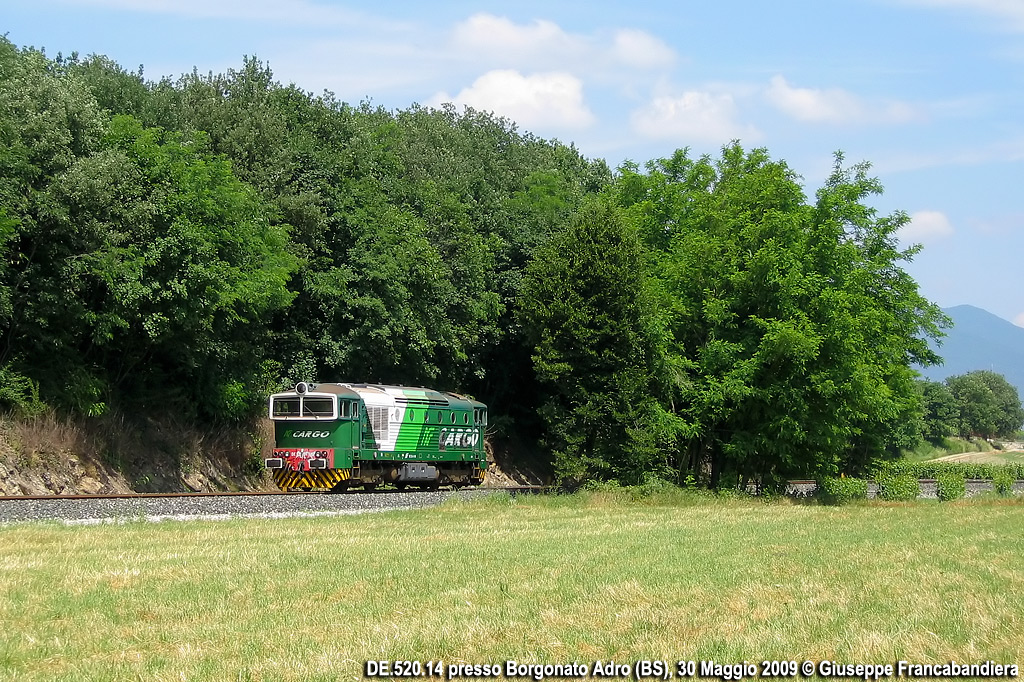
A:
[62,52,149,119]
[92,116,297,416]
[615,145,946,488]
[0,38,297,417]
[946,371,1024,438]
[0,39,109,412]
[518,195,676,485]
[917,379,959,443]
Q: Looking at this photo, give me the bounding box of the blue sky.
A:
[5,0,1024,326]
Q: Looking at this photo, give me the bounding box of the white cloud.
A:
[1014,312,1024,328]
[452,14,586,59]
[630,91,759,144]
[450,13,676,71]
[765,75,917,125]
[611,29,676,69]
[428,70,595,130]
[899,210,955,243]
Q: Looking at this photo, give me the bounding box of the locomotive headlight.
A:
[296,382,309,394]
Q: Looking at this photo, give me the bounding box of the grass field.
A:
[2,492,1023,681]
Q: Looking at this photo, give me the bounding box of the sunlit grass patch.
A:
[1,494,1022,680]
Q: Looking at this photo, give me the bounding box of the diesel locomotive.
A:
[265,382,487,491]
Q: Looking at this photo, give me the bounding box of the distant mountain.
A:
[916,305,1024,396]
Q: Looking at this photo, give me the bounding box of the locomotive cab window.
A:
[272,398,300,417]
[269,395,337,420]
[302,398,334,417]
[339,401,349,418]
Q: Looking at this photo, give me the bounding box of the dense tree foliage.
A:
[518,195,674,485]
[945,371,1024,439]
[915,372,1024,441]
[0,44,297,417]
[610,147,947,485]
[917,379,959,443]
[1,37,973,487]
[0,39,601,422]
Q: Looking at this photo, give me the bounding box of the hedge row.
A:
[872,460,1024,481]
[817,465,1021,505]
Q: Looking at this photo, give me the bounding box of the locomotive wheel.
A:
[363,482,378,491]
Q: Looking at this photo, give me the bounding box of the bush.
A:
[935,471,965,502]
[992,469,1016,497]
[872,460,1024,483]
[630,475,678,499]
[0,365,47,417]
[817,476,868,505]
[877,473,920,501]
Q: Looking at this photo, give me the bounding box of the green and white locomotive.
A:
[265,382,487,491]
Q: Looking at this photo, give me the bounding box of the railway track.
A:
[1,481,1015,524]
[0,485,546,503]
[3,478,1019,504]
[0,486,550,523]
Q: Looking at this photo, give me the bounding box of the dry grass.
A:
[1,493,1022,680]
[4,411,96,468]
[0,410,270,495]
[934,450,1024,465]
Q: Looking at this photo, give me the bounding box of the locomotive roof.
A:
[278,383,360,397]
[272,383,485,408]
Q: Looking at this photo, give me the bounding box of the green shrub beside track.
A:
[872,459,1024,481]
[875,472,921,501]
[935,471,966,502]
[816,476,868,505]
[992,469,1016,496]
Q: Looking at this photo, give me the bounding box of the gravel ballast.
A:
[0,489,492,525]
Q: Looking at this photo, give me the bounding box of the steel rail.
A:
[0,485,548,502]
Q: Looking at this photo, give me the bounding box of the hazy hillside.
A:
[918,305,1024,395]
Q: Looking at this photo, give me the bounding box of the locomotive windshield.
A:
[302,398,334,416]
[272,398,300,417]
[270,395,336,419]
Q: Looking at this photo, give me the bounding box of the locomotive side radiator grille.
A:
[366,406,390,444]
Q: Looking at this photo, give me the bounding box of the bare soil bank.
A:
[0,411,274,496]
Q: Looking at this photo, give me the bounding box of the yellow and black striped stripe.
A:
[273,468,351,491]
